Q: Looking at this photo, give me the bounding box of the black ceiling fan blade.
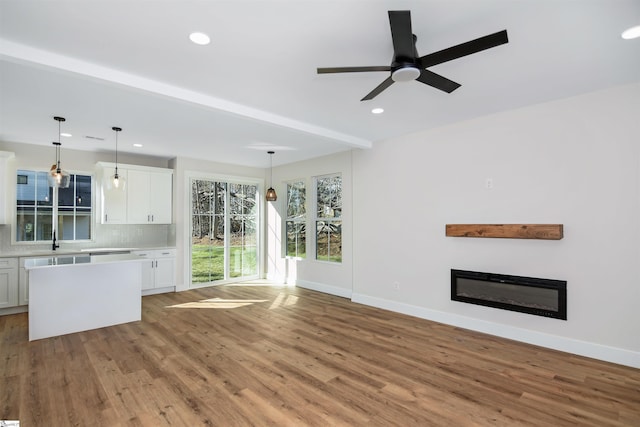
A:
[419,30,508,68]
[416,69,461,93]
[317,66,391,74]
[361,77,394,101]
[388,10,415,60]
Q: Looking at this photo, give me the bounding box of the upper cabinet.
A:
[101,168,128,224]
[127,169,173,224]
[0,151,15,224]
[97,162,173,225]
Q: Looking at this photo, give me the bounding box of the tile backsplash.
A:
[0,222,176,254]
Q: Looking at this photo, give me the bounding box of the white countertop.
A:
[0,246,175,259]
[24,254,144,270]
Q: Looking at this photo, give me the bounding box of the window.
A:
[315,174,342,262]
[285,180,306,258]
[191,178,259,284]
[16,170,92,242]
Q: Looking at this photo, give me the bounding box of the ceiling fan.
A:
[317,10,508,101]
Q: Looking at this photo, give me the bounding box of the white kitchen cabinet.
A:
[0,258,19,309]
[126,169,149,224]
[97,162,172,225]
[101,168,128,224]
[127,170,172,224]
[0,151,15,224]
[131,249,176,292]
[19,262,29,306]
[149,172,173,224]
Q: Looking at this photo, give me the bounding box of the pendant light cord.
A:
[269,151,273,187]
[115,130,118,174]
[112,127,122,175]
[53,116,65,174]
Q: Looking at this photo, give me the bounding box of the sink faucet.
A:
[52,230,59,251]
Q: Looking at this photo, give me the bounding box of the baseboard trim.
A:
[0,305,28,316]
[351,292,640,369]
[296,280,352,299]
[142,286,176,296]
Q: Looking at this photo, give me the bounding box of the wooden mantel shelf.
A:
[445,224,563,240]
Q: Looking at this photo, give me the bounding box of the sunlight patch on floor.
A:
[167,297,268,309]
[224,279,294,287]
[269,292,299,309]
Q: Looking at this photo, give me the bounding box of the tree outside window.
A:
[285,181,306,258]
[315,174,341,262]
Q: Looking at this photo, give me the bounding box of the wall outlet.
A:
[485,178,494,189]
[393,281,400,290]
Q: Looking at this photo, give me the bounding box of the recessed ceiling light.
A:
[60,132,72,137]
[371,108,384,114]
[621,25,640,40]
[189,32,211,45]
[133,143,143,148]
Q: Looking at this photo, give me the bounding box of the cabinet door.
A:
[19,266,28,306]
[102,169,128,224]
[132,251,155,290]
[149,172,172,224]
[0,259,19,308]
[154,256,175,288]
[141,259,155,290]
[127,169,151,224]
[0,153,10,224]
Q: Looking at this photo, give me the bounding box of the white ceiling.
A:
[1,0,639,168]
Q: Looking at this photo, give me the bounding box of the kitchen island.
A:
[25,254,143,341]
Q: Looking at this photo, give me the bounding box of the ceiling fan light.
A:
[392,67,420,82]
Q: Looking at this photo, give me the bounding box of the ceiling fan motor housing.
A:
[391,63,421,82]
[391,34,421,82]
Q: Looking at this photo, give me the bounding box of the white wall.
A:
[268,151,353,298]
[352,83,640,367]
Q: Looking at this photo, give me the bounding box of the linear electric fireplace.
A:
[451,269,567,320]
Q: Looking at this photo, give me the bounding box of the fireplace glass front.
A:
[451,269,567,320]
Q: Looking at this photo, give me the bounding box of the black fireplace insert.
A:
[451,269,567,320]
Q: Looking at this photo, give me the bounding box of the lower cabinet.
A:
[19,263,29,306]
[0,258,19,308]
[131,249,176,292]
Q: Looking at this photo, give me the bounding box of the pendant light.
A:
[110,126,126,190]
[48,116,70,188]
[266,151,277,201]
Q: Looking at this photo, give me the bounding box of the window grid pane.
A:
[16,170,92,242]
[286,181,306,258]
[315,175,342,263]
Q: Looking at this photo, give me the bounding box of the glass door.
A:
[191,178,258,285]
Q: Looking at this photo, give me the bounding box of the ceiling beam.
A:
[0,38,372,150]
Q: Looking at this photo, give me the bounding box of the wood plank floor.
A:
[1,284,639,426]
